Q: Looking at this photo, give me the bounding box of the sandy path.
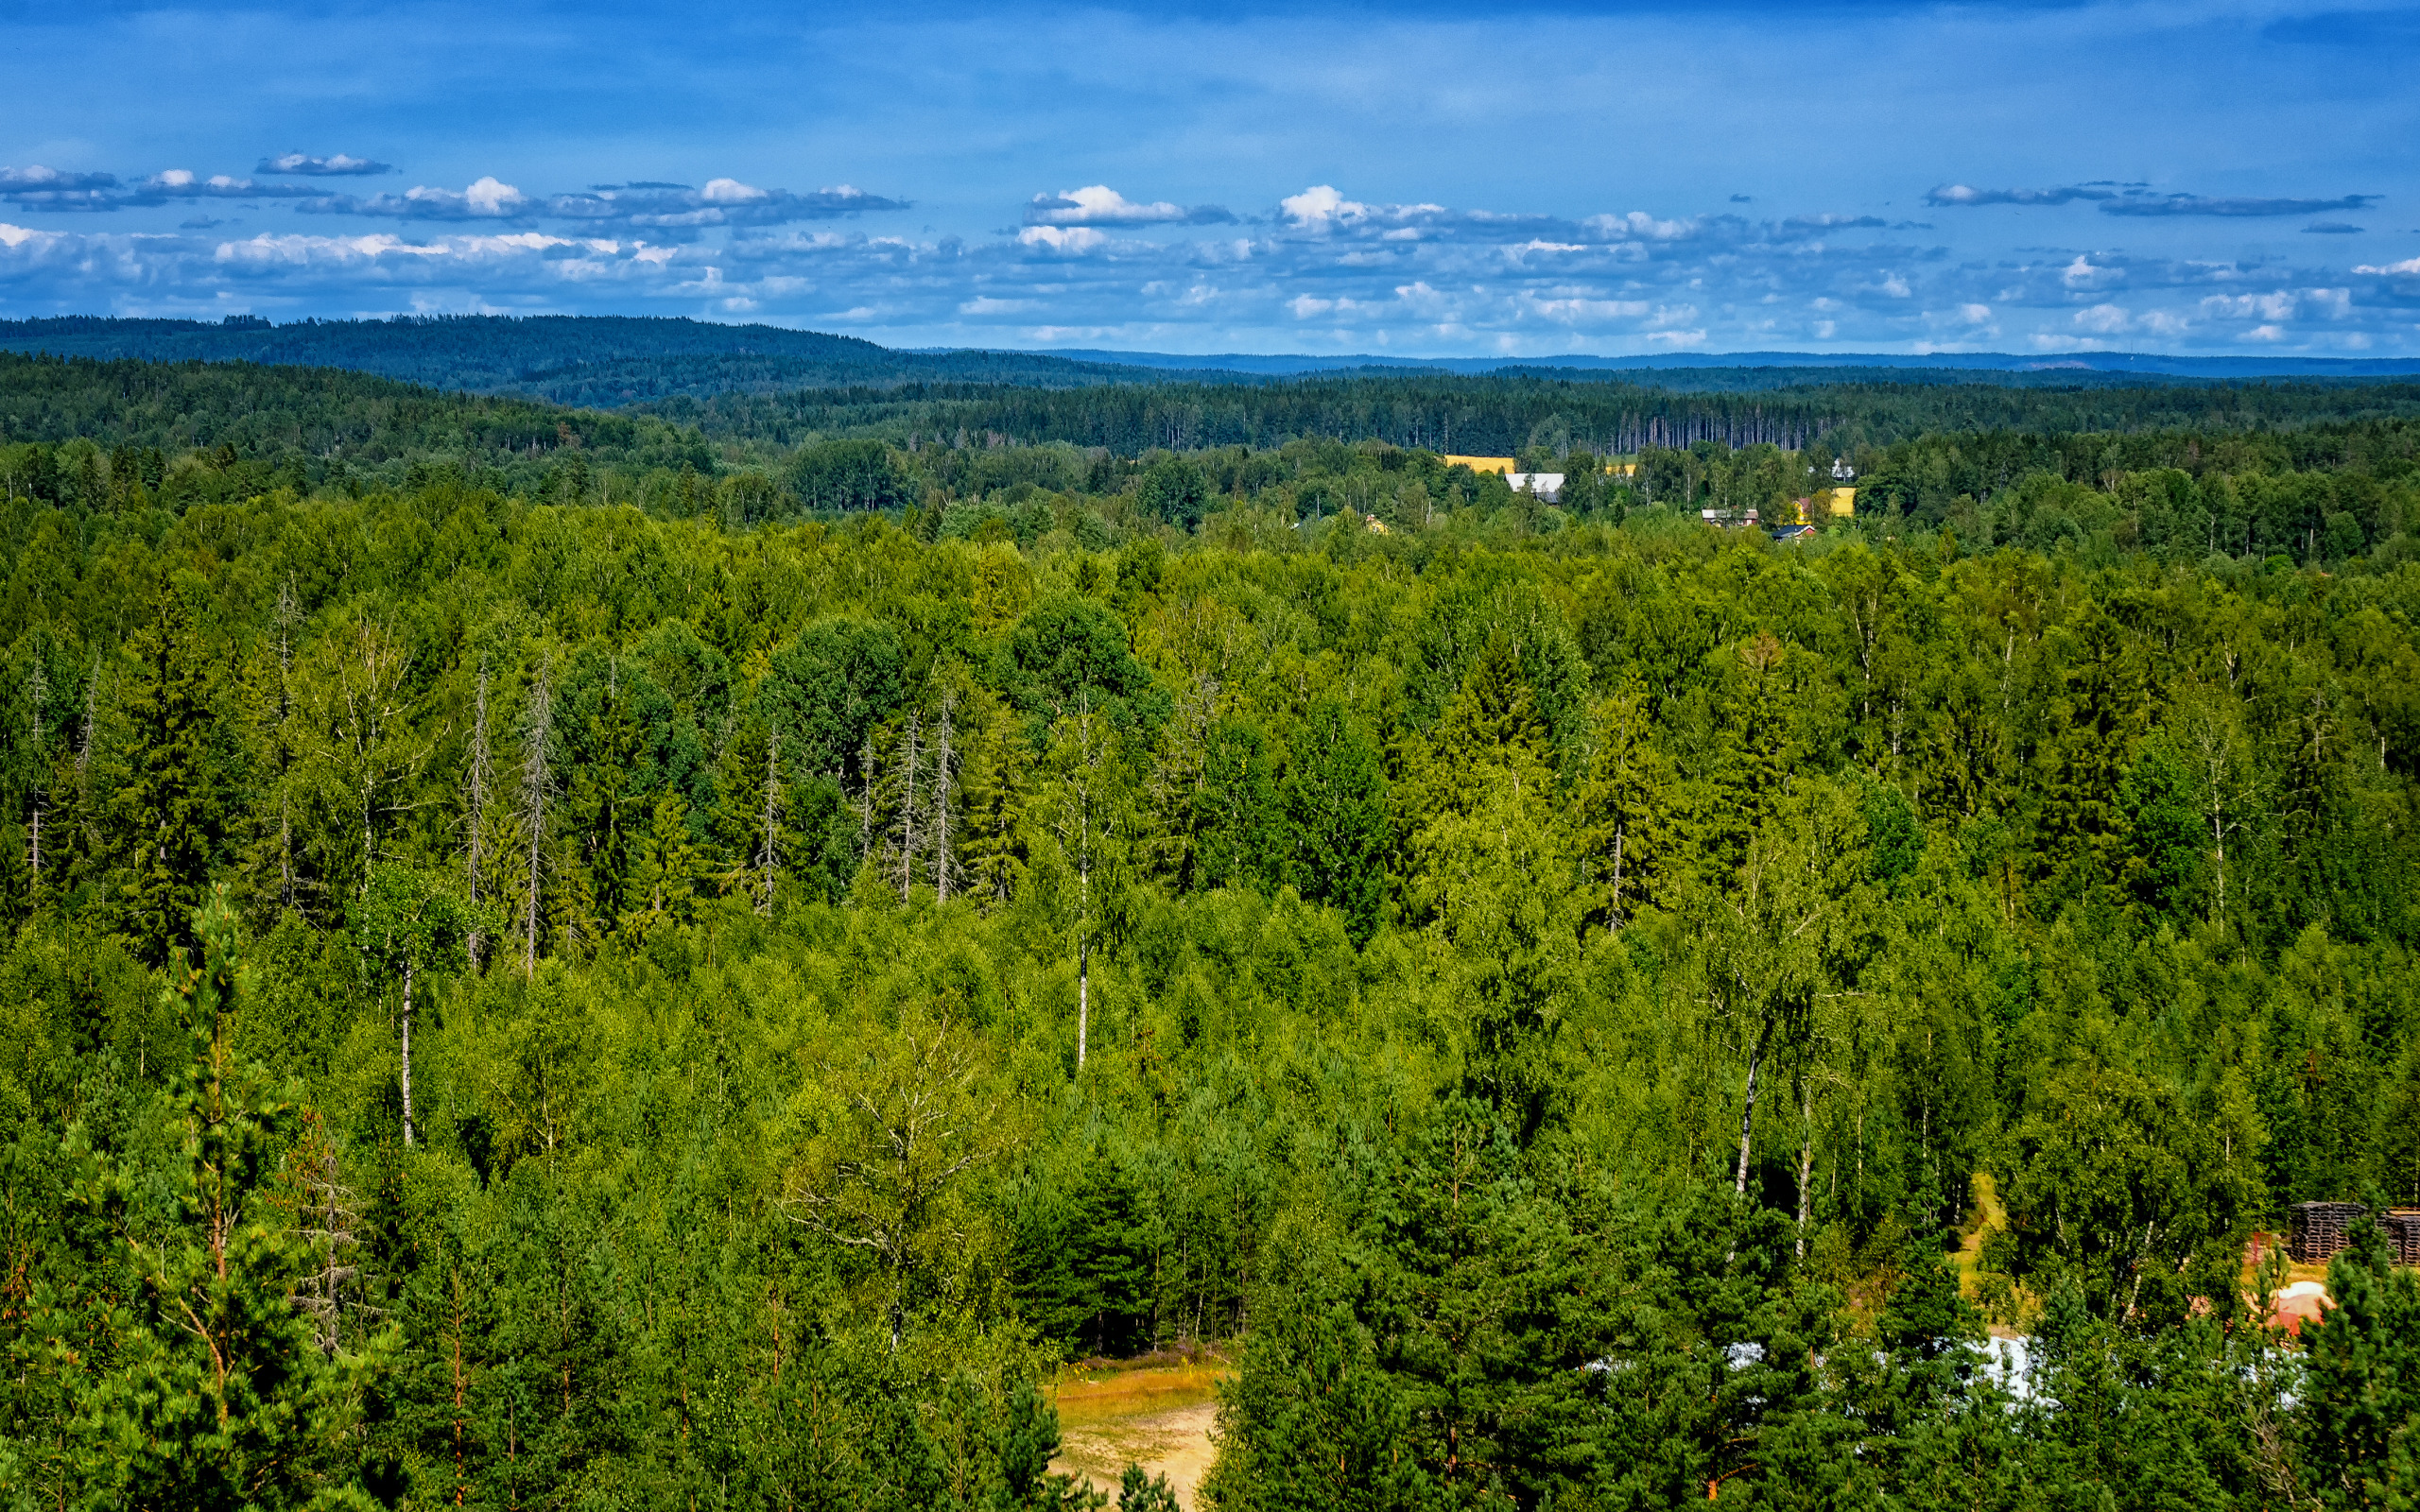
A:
[1053,1400,1219,1508]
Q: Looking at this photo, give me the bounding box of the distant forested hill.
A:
[0,314,1198,404]
[17,316,2420,419]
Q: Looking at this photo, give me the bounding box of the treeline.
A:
[0,403,2417,1505]
[643,372,2420,455]
[12,351,2420,579]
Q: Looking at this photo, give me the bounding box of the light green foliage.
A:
[0,359,2417,1506]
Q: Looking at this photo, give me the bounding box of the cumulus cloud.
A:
[3,165,330,211]
[258,152,393,177]
[0,166,124,210]
[1927,183,2119,207]
[1017,225,1109,252]
[546,179,908,230]
[300,176,533,220]
[2102,193,2377,217]
[1921,182,2369,216]
[1026,186,1233,227]
[1277,185,1449,232]
[295,176,908,230]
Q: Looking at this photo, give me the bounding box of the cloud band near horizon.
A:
[2,181,2413,358]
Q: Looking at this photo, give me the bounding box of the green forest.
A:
[1,348,2418,1510]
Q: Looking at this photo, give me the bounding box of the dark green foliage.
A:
[41,892,386,1510]
[1991,1063,2264,1327]
[767,615,908,781]
[788,438,915,511]
[2303,1217,2420,1506]
[1138,455,1213,529]
[1006,593,1154,728]
[113,583,217,966]
[0,351,2416,1509]
[1013,1151,1156,1357]
[1278,703,1390,945]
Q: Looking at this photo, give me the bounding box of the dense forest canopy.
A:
[1,351,2418,1508]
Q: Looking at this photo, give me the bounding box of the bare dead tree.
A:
[857,732,878,863]
[521,658,554,975]
[24,660,43,888]
[272,578,299,911]
[1048,696,1109,1072]
[757,724,783,917]
[781,1015,991,1352]
[895,710,923,902]
[294,1126,374,1356]
[929,691,958,904]
[465,658,493,970]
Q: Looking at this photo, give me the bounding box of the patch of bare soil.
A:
[1050,1360,1224,1509]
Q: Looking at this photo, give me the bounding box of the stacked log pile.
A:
[2290,1201,2368,1263]
[2383,1211,2420,1266]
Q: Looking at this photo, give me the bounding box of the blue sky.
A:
[3,0,2418,356]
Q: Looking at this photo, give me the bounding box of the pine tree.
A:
[116,582,217,966]
[956,707,1027,907]
[2301,1214,2420,1506]
[58,889,389,1507]
[706,713,779,905]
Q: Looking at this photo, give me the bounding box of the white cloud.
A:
[1280,184,1363,229]
[1026,185,1233,227]
[309,176,531,221]
[258,152,392,177]
[2200,291,2301,322]
[2355,257,2420,275]
[2062,254,2115,289]
[2,163,322,210]
[1017,225,1108,252]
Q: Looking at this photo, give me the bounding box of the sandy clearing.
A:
[1053,1400,1219,1508]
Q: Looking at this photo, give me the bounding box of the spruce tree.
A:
[116,583,216,966]
[1279,700,1390,946]
[2042,603,2147,897]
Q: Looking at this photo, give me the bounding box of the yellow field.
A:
[1051,1355,1232,1508]
[1052,1356,1229,1431]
